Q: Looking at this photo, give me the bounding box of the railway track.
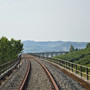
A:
[34,58,59,90]
[25,55,59,90]
[19,55,59,90]
[36,57,87,90]
[0,54,59,90]
[0,54,88,90]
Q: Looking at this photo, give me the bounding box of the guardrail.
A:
[28,53,90,80]
[46,58,90,80]
[0,55,21,76]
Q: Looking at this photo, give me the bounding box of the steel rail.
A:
[18,60,31,90]
[34,58,59,90]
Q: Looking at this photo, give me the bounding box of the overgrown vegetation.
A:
[54,43,90,67]
[0,36,23,65]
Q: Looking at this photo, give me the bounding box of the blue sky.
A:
[0,0,90,42]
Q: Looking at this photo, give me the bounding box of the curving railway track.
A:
[0,54,59,90]
[24,55,59,90]
[0,54,88,90]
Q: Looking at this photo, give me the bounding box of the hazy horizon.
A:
[0,0,90,42]
[22,39,89,43]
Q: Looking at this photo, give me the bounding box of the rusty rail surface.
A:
[18,60,31,90]
[34,58,59,90]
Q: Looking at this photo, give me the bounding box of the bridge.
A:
[29,51,68,57]
[0,54,90,90]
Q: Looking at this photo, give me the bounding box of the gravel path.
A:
[36,57,86,90]
[0,57,29,90]
[26,58,54,90]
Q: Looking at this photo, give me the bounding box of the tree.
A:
[75,48,78,51]
[0,36,23,65]
[69,45,75,52]
[86,43,90,48]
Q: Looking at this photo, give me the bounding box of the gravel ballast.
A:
[26,58,54,90]
[36,57,86,90]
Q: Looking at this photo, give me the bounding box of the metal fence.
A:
[28,53,90,80]
[0,55,21,76]
[47,58,90,80]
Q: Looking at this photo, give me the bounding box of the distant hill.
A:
[22,40,88,53]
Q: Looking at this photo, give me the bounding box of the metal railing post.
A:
[66,62,67,69]
[76,64,77,74]
[86,67,88,80]
[59,59,61,66]
[80,66,82,77]
[69,63,70,70]
[64,61,65,67]
[0,67,1,75]
[61,60,63,67]
[72,64,73,72]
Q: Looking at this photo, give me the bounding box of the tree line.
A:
[54,43,90,67]
[0,36,23,65]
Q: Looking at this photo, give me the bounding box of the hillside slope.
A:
[54,48,90,67]
[22,40,87,53]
